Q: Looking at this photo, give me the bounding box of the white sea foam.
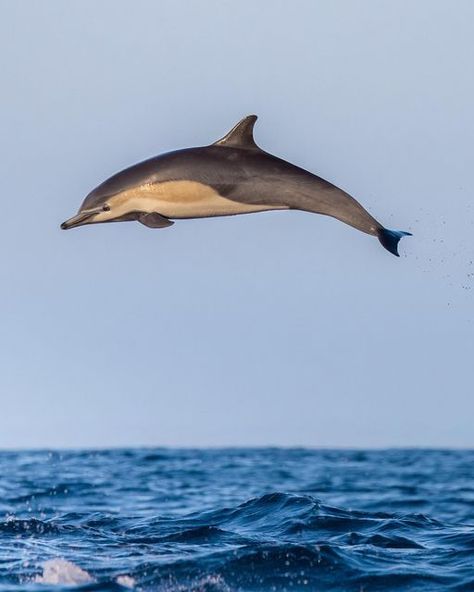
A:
[116,574,136,588]
[33,559,94,585]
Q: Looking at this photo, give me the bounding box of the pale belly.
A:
[107,180,287,219]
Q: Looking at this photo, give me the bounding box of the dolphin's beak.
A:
[61,208,102,230]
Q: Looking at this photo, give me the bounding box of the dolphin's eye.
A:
[102,204,111,212]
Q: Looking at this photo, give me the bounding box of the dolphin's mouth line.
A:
[61,208,102,230]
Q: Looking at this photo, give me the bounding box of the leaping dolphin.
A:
[61,115,411,256]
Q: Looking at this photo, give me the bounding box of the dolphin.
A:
[61,115,411,256]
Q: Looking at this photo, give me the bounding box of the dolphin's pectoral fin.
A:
[138,213,175,228]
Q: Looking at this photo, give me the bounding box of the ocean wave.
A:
[0,517,74,535]
[0,449,472,591]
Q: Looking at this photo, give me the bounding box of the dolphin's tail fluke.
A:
[377,228,412,257]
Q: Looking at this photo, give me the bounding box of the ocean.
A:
[0,448,472,591]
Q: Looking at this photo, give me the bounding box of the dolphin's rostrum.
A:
[61,115,411,256]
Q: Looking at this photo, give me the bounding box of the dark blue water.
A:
[0,449,473,591]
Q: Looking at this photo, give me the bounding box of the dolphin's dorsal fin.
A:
[214,115,259,150]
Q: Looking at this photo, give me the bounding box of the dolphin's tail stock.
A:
[377,228,412,257]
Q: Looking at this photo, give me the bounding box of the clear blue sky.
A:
[1,0,472,448]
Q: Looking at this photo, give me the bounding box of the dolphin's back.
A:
[188,146,382,237]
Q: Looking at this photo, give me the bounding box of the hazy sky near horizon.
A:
[1,0,473,448]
